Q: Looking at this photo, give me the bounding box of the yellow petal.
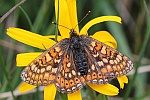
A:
[19,82,36,93]
[44,84,56,100]
[80,16,122,35]
[66,0,79,33]
[16,52,42,66]
[55,0,72,38]
[7,28,56,50]
[117,75,128,89]
[87,83,119,96]
[91,31,117,49]
[44,35,62,41]
[68,90,82,100]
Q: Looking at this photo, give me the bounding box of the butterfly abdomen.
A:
[74,52,88,76]
[70,35,88,76]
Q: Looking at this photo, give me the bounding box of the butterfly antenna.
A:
[42,44,47,50]
[52,11,91,31]
[74,11,91,30]
[52,22,71,30]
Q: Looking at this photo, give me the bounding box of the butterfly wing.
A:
[81,35,133,84]
[55,49,86,94]
[21,39,70,86]
[21,38,86,94]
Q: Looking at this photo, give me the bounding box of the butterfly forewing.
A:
[21,39,70,86]
[80,35,133,84]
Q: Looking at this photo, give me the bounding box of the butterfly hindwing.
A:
[80,35,133,84]
[55,50,86,94]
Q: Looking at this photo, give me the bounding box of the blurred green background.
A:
[0,0,150,100]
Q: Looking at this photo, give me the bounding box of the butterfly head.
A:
[70,29,79,38]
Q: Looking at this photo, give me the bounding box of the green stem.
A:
[124,0,150,99]
[55,0,59,42]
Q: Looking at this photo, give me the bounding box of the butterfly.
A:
[21,29,133,94]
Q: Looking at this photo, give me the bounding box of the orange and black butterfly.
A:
[21,29,133,94]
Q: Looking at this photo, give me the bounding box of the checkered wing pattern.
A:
[21,38,85,94]
[55,50,86,93]
[81,35,133,84]
[21,39,70,86]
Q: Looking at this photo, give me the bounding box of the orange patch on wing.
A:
[35,74,39,81]
[55,54,59,59]
[50,49,57,57]
[64,67,70,72]
[39,74,43,81]
[117,65,121,71]
[38,80,42,85]
[65,80,70,88]
[86,75,91,81]
[95,43,102,50]
[74,77,80,84]
[42,56,46,64]
[92,72,97,79]
[56,74,61,82]
[44,72,49,80]
[120,64,124,69]
[64,57,69,62]
[60,78,65,87]
[69,79,75,87]
[122,61,126,66]
[31,73,35,79]
[97,72,102,78]
[28,71,32,77]
[106,65,113,72]
[101,68,107,73]
[63,57,70,72]
[49,74,55,80]
[113,65,118,71]
[106,48,111,56]
[80,77,85,82]
[115,72,119,76]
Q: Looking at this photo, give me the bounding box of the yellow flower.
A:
[7,0,128,99]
